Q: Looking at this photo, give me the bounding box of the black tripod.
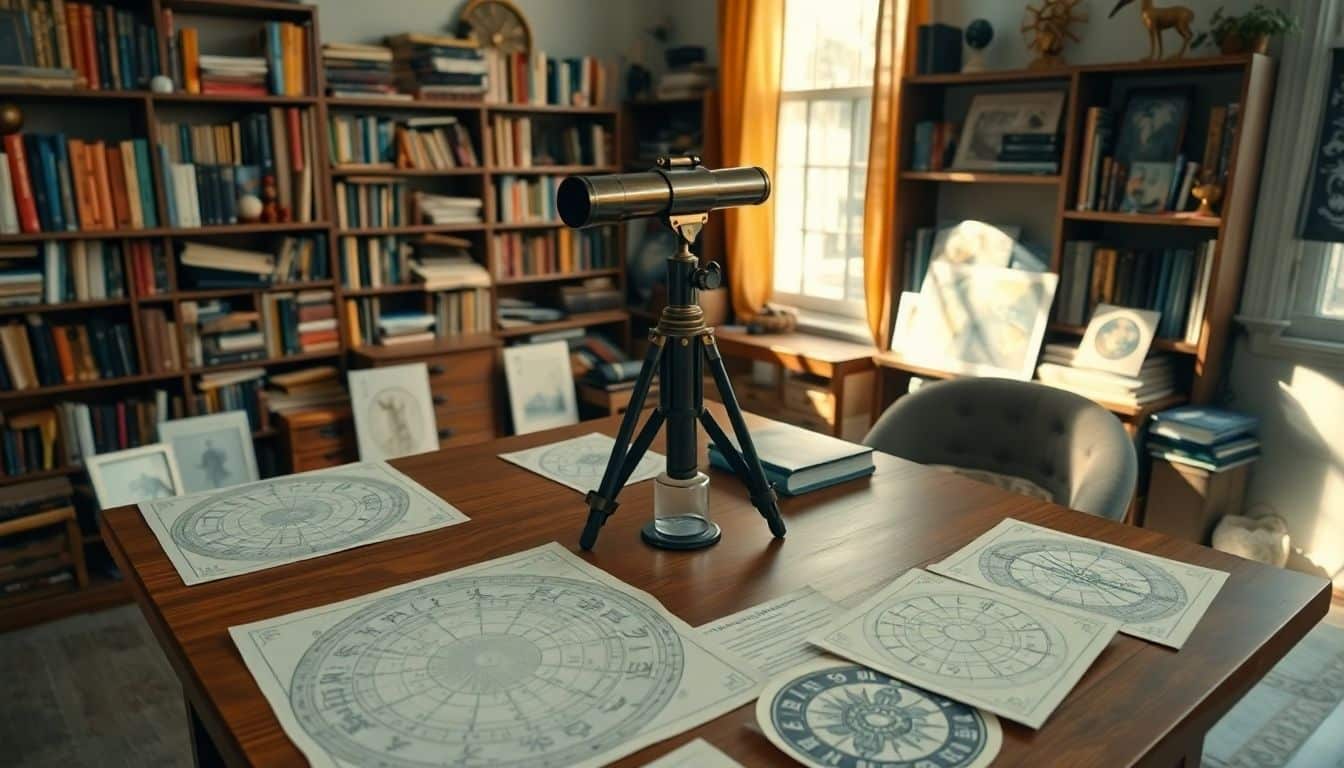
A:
[580,212,787,551]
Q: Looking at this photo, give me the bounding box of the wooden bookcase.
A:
[0,0,627,627]
[875,54,1276,430]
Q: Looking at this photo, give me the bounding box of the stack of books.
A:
[0,315,135,390]
[558,278,622,314]
[484,50,607,106]
[1056,241,1214,344]
[261,20,311,96]
[654,65,714,100]
[995,132,1059,174]
[182,300,264,367]
[178,241,274,289]
[1034,343,1175,408]
[709,422,875,496]
[414,193,482,225]
[0,2,160,90]
[266,365,348,414]
[322,42,400,99]
[194,368,267,430]
[261,289,338,356]
[910,121,958,171]
[387,34,487,100]
[339,235,410,289]
[196,54,268,97]
[1,409,62,477]
[488,115,610,167]
[377,312,436,346]
[127,241,170,296]
[497,298,563,329]
[335,178,406,228]
[434,289,492,336]
[0,247,43,306]
[136,307,181,375]
[328,114,396,168]
[408,242,490,291]
[1149,406,1259,472]
[397,118,479,169]
[56,393,174,462]
[571,333,633,384]
[493,228,613,280]
[495,175,557,223]
[1,133,159,233]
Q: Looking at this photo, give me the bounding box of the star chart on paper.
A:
[499,433,663,494]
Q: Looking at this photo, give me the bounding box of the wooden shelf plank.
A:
[330,166,485,177]
[326,97,486,111]
[1063,210,1221,228]
[153,92,317,106]
[161,0,315,18]
[493,220,565,231]
[0,371,185,402]
[486,103,618,116]
[169,281,335,301]
[0,87,147,101]
[907,68,1073,85]
[494,268,621,286]
[495,309,629,338]
[351,333,501,362]
[0,222,330,243]
[340,224,486,236]
[187,350,341,376]
[342,284,426,297]
[489,165,618,175]
[900,170,1061,185]
[0,466,79,488]
[0,298,131,316]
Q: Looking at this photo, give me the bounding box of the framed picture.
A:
[1298,47,1344,241]
[157,411,260,494]
[1074,304,1162,376]
[890,291,923,354]
[503,340,579,435]
[85,443,184,510]
[349,362,440,461]
[952,91,1066,171]
[1114,88,1191,166]
[930,220,1021,271]
[1120,161,1177,213]
[908,261,1058,380]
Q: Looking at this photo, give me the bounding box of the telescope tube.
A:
[557,165,770,228]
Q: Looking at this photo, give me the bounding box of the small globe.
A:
[0,102,22,135]
[966,19,994,50]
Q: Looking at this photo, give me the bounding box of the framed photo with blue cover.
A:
[1114,88,1191,166]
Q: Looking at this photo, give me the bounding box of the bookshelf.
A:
[877,54,1276,431]
[0,0,628,627]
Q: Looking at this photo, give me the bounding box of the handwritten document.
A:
[698,586,842,675]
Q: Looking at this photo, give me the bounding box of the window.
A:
[772,0,879,320]
[1288,243,1344,343]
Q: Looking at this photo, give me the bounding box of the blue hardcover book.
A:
[158,145,179,227]
[1150,250,1173,313]
[1150,406,1259,446]
[266,22,285,96]
[1147,433,1258,465]
[52,135,78,231]
[37,136,64,232]
[117,11,134,91]
[708,423,875,496]
[132,140,158,228]
[1164,249,1194,338]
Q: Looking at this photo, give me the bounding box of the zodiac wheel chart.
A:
[170,475,409,561]
[290,575,685,768]
[978,538,1187,623]
[539,438,659,486]
[866,592,1066,687]
[759,662,1001,768]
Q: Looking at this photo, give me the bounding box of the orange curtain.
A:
[719,0,783,321]
[862,0,928,346]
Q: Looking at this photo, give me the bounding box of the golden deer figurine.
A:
[1109,0,1194,59]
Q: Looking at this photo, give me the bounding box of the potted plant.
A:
[1196,5,1300,55]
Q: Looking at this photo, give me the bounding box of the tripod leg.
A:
[616,408,664,488]
[702,337,786,538]
[581,338,665,550]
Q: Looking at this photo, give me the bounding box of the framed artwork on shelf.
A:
[348,363,440,461]
[1120,161,1178,213]
[158,411,260,494]
[1114,88,1191,166]
[951,91,1066,171]
[930,220,1022,271]
[503,340,579,435]
[1298,48,1344,241]
[908,262,1058,380]
[85,443,185,511]
[890,291,923,354]
[1074,304,1162,377]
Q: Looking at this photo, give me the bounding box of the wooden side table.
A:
[711,329,876,439]
[1143,458,1252,543]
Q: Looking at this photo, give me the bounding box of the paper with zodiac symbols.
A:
[230,542,764,768]
[499,432,665,494]
[809,569,1117,729]
[138,461,468,585]
[928,518,1229,649]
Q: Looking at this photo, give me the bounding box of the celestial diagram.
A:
[170,475,409,561]
[761,662,1000,768]
[288,574,685,768]
[368,387,424,456]
[1093,316,1142,360]
[866,592,1066,687]
[978,538,1187,623]
[538,439,661,487]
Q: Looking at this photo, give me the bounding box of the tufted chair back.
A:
[863,377,1137,520]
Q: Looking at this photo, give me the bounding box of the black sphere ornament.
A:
[963,19,993,72]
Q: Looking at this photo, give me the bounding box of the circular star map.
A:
[290,574,684,768]
[170,476,409,561]
[1093,316,1142,360]
[978,538,1188,623]
[539,438,660,487]
[866,592,1066,687]
[757,661,1001,768]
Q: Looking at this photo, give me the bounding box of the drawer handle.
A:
[321,450,344,461]
[432,395,447,405]
[438,427,456,439]
[428,364,447,375]
[318,426,340,438]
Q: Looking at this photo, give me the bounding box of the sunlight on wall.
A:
[1278,365,1344,581]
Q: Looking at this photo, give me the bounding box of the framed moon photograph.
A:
[1120,161,1176,213]
[85,443,185,511]
[503,340,579,435]
[952,91,1066,171]
[348,363,440,461]
[1074,304,1161,376]
[157,411,259,494]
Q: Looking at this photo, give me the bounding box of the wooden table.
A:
[101,405,1332,767]
[712,329,876,437]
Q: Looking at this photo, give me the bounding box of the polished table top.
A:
[101,404,1331,766]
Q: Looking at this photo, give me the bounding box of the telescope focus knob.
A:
[693,262,723,291]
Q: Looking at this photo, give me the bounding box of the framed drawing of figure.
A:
[85,443,185,510]
[158,411,260,494]
[348,363,439,461]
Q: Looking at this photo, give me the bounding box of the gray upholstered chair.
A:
[864,377,1137,520]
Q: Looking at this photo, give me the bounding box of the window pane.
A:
[804,231,846,300]
[851,97,872,165]
[846,233,865,301]
[774,165,806,295]
[805,167,848,232]
[848,168,867,235]
[778,100,808,160]
[807,100,854,166]
[1321,245,1344,318]
[781,0,879,91]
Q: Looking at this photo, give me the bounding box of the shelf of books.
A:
[887,53,1274,426]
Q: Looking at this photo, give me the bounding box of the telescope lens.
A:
[557,176,595,228]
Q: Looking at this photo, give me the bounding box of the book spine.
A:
[53,135,79,231]
[79,3,100,90]
[133,140,158,228]
[180,26,199,93]
[3,136,40,233]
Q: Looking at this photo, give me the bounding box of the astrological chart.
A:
[757,659,1002,768]
[808,569,1117,729]
[928,518,1228,648]
[231,543,762,768]
[499,433,664,494]
[138,462,469,585]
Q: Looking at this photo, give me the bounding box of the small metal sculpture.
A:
[1191,177,1223,217]
[1022,0,1087,69]
[1109,0,1195,60]
[0,102,22,135]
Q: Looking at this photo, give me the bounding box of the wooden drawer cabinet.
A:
[351,335,502,452]
[279,406,357,473]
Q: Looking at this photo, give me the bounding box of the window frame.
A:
[1287,243,1344,343]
